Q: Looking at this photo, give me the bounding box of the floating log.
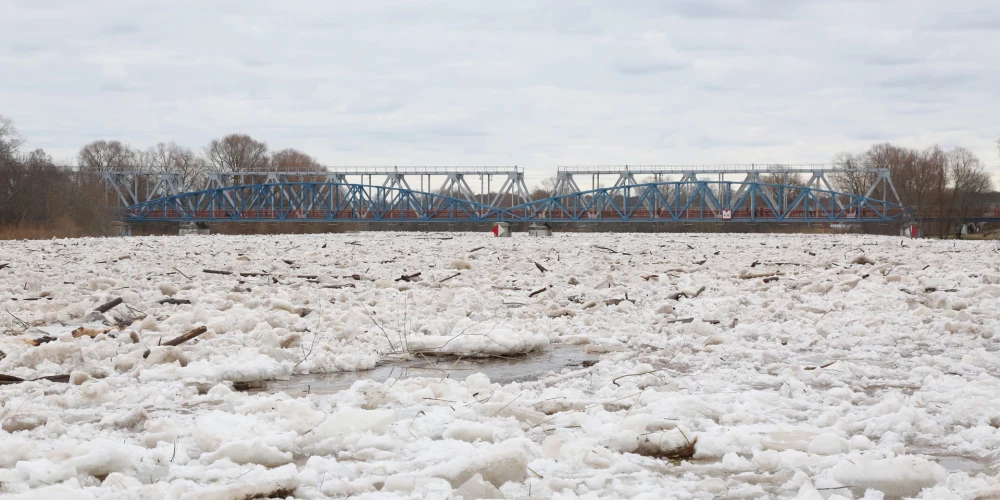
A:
[142,326,208,358]
[95,297,123,314]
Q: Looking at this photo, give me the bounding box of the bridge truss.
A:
[101,166,531,208]
[121,177,907,224]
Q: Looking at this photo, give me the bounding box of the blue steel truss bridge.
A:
[103,164,909,225]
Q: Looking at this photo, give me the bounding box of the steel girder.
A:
[122,182,503,222]
[501,180,905,222]
[101,172,184,207]
[121,180,905,223]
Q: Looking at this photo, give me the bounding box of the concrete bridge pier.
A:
[180,222,211,235]
[111,221,131,237]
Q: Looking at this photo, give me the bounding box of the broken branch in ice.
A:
[4,308,29,329]
[158,298,191,305]
[142,326,208,358]
[94,297,123,314]
[0,373,70,385]
[439,272,461,283]
[667,286,705,300]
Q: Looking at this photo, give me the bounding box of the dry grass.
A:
[0,218,98,240]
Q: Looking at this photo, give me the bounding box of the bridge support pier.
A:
[529,223,552,237]
[180,222,211,236]
[111,221,131,237]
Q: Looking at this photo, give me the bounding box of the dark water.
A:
[248,344,600,396]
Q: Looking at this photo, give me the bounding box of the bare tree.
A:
[949,147,992,222]
[271,148,324,172]
[832,152,877,197]
[530,177,558,199]
[0,115,24,162]
[204,134,269,172]
[78,140,140,172]
[146,142,208,191]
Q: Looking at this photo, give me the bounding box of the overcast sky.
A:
[2,0,998,184]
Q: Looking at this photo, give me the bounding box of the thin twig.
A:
[351,290,397,353]
[4,309,29,329]
[492,393,523,416]
[172,267,192,281]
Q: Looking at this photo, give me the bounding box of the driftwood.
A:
[72,327,111,338]
[439,272,461,283]
[142,326,208,358]
[529,287,548,298]
[534,262,548,274]
[804,360,838,371]
[739,272,781,280]
[665,318,721,325]
[604,294,636,306]
[469,246,486,253]
[95,297,123,314]
[395,272,421,282]
[0,373,70,385]
[668,286,706,300]
[641,275,659,281]
[762,276,779,283]
[593,245,630,255]
[323,283,356,289]
[24,336,57,346]
[158,298,191,305]
[203,269,232,275]
[0,263,8,270]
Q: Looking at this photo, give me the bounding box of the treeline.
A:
[0,116,111,238]
[77,133,325,192]
[832,143,993,236]
[0,114,328,238]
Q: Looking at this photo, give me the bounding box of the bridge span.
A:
[110,164,910,225]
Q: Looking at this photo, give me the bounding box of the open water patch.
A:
[247,344,600,395]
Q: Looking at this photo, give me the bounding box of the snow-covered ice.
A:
[2,231,1000,499]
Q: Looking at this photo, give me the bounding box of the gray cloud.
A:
[1,0,998,179]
